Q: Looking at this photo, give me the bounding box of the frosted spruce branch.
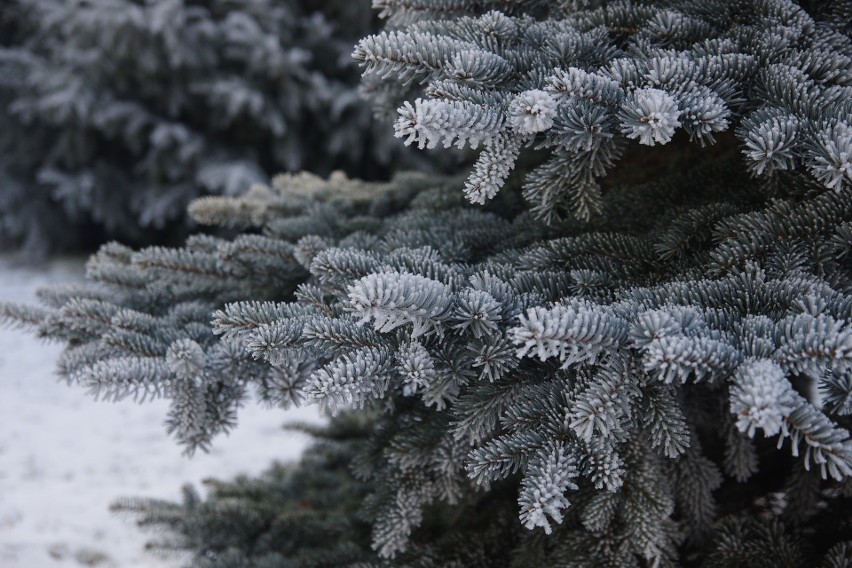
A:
[355,0,852,223]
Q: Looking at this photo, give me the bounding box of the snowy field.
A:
[0,256,321,567]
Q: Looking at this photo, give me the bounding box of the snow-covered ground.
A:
[0,256,320,567]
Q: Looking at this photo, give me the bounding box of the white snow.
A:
[0,256,321,568]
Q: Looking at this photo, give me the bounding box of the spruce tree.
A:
[0,0,433,252]
[4,0,852,566]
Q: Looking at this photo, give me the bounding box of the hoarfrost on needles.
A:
[507,90,558,135]
[619,88,682,146]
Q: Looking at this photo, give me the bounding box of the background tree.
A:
[0,0,444,252]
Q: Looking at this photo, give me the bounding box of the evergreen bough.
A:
[5,0,852,566]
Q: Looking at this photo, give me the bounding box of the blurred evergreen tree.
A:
[0,0,443,252]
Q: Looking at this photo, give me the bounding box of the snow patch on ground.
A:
[0,256,320,567]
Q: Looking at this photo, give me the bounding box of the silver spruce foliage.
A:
[4,0,852,565]
[354,0,852,223]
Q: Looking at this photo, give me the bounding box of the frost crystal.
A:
[511,303,627,367]
[519,444,578,534]
[166,339,205,380]
[808,122,852,190]
[742,115,799,175]
[507,90,558,135]
[619,88,681,146]
[394,98,503,150]
[395,341,436,396]
[347,272,453,338]
[730,359,797,438]
[463,134,522,204]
